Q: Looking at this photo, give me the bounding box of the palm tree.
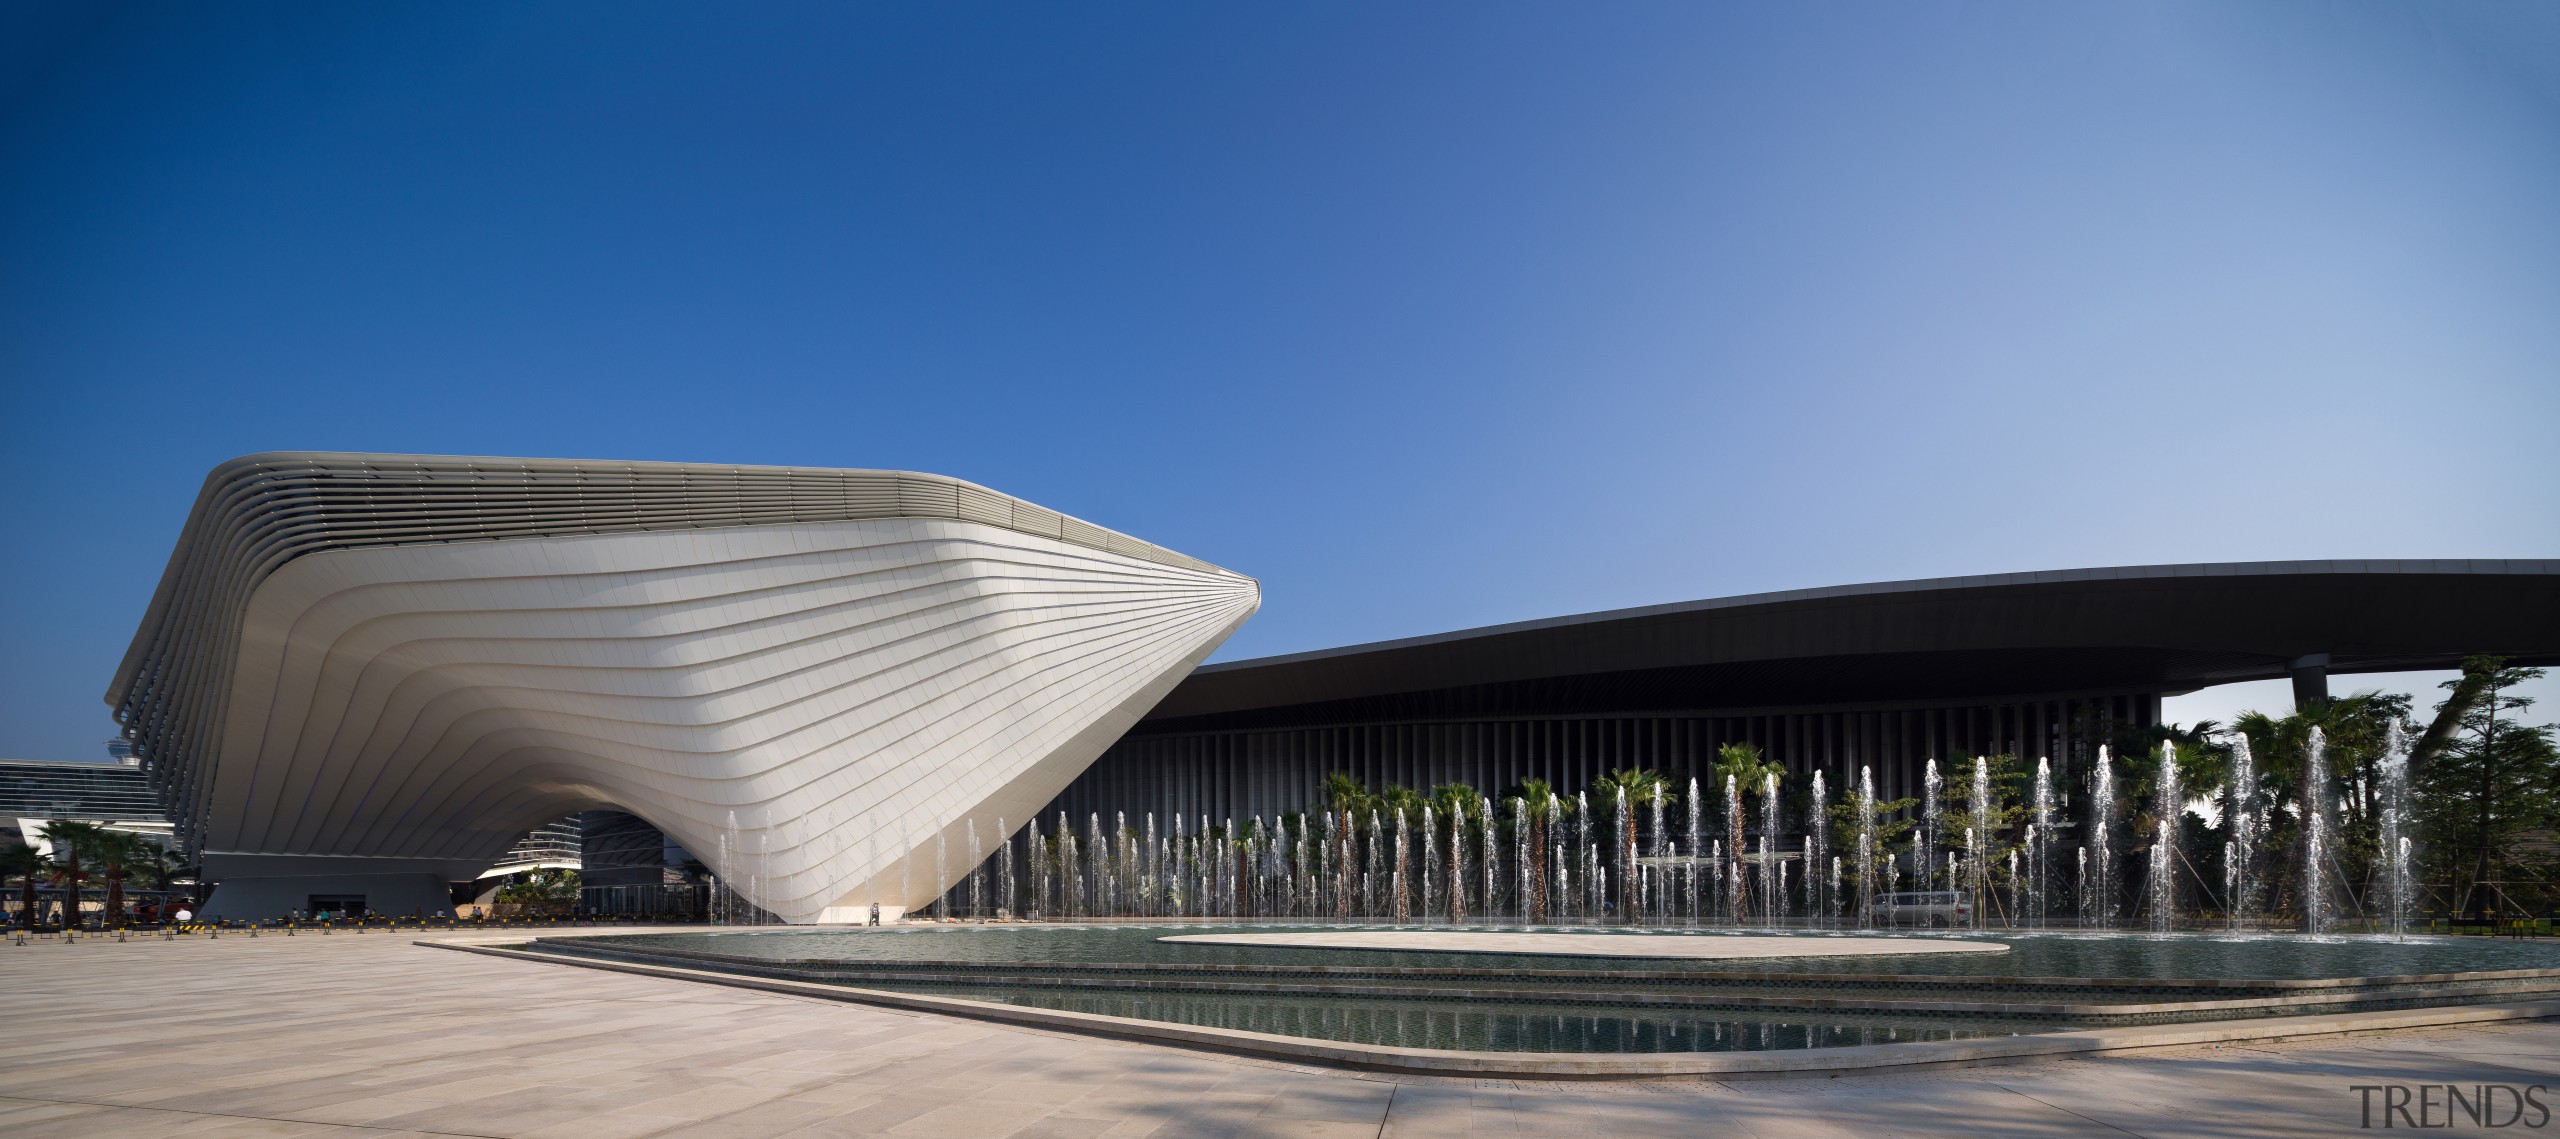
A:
[1374,785,1424,919]
[1593,768,1673,844]
[0,842,48,929]
[1378,784,1424,827]
[1710,744,1785,802]
[1429,783,1481,921]
[1511,778,1570,922]
[1314,774,1374,920]
[35,820,107,929]
[1428,782,1481,827]
[1318,773,1373,817]
[92,831,161,928]
[132,842,188,918]
[1591,769,1673,919]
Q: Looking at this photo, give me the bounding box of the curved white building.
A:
[109,453,1258,921]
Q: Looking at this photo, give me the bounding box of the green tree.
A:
[2417,659,2558,919]
[1508,778,1572,922]
[494,868,581,906]
[1592,767,1675,849]
[1428,782,1482,828]
[1429,783,1482,920]
[1709,743,1784,799]
[1311,774,1376,921]
[1590,768,1675,917]
[1377,784,1424,827]
[1825,791,1920,915]
[1510,778,1569,819]
[35,820,106,927]
[1593,768,1673,809]
[1708,743,1787,849]
[1317,773,1374,818]
[92,831,161,928]
[0,842,48,929]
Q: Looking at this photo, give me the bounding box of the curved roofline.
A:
[209,450,1248,577]
[1199,559,2560,675]
[106,450,1258,857]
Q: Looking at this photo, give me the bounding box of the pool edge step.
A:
[415,938,2560,1080]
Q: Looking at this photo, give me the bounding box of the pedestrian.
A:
[174,905,192,924]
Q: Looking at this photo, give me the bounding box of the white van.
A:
[1874,890,1972,927]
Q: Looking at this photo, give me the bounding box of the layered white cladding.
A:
[204,517,1257,922]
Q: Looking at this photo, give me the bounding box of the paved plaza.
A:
[2,930,2555,1138]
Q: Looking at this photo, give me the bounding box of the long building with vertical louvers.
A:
[1038,560,2560,832]
[108,452,1258,921]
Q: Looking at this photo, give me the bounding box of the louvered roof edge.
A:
[107,450,1250,708]
[1196,559,2560,675]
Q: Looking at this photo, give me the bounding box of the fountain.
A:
[1392,809,1410,922]
[1969,757,1993,921]
[2007,849,2019,925]
[1855,765,1877,927]
[967,819,983,920]
[1685,777,1702,926]
[1962,827,1976,926]
[749,810,766,925]
[1178,813,1195,918]
[1051,812,1069,917]
[1613,792,1634,922]
[1420,806,1437,923]
[2089,745,2115,928]
[1648,790,1666,924]
[1724,774,1743,923]
[1086,813,1105,916]
[1574,791,1593,920]
[1807,770,1830,924]
[2076,846,2086,924]
[1508,798,1528,924]
[898,819,914,921]
[1545,797,1564,922]
[1921,759,1942,893]
[933,828,948,921]
[2380,723,2412,939]
[1025,816,1041,919]
[2023,824,2038,927]
[2304,727,2330,933]
[1829,854,1841,925]
[1758,773,1780,928]
[2030,757,2053,928]
[2227,736,2255,930]
[2152,742,2179,933]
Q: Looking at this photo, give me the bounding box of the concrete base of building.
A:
[202,872,455,920]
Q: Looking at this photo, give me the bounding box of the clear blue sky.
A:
[5,3,2556,762]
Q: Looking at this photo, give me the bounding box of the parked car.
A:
[1874,890,1972,927]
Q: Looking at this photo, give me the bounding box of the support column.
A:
[2290,653,2332,714]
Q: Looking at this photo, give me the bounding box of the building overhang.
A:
[1139,560,2560,732]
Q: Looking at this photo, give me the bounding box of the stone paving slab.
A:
[0,928,2553,1137]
